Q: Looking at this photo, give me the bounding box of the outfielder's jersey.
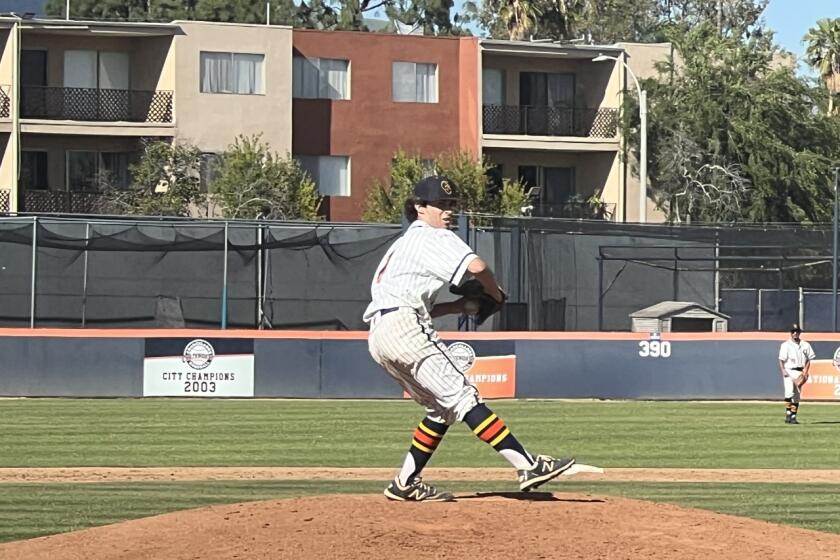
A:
[778,339,815,369]
[363,220,477,322]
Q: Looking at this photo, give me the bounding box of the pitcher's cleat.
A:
[518,455,575,492]
[384,477,455,502]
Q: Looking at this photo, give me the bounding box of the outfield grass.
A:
[2,399,840,544]
[2,399,839,468]
[1,481,839,543]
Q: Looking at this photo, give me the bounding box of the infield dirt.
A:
[2,467,839,559]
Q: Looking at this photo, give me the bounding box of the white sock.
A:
[499,448,535,470]
[397,454,417,486]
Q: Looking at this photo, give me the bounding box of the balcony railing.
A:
[22,190,103,214]
[0,188,10,212]
[21,86,173,123]
[532,201,616,221]
[0,88,9,118]
[483,105,618,138]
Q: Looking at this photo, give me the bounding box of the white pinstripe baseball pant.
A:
[368,307,480,425]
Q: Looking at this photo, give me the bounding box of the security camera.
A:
[520,204,534,216]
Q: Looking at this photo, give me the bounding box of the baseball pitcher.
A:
[363,175,575,502]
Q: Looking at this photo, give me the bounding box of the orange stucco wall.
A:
[292,30,480,221]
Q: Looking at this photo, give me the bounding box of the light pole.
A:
[593,54,647,223]
[833,166,839,332]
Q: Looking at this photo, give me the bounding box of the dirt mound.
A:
[3,493,839,560]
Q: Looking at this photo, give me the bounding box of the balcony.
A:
[0,89,9,118]
[483,105,618,138]
[21,190,103,214]
[21,86,173,123]
[533,201,616,221]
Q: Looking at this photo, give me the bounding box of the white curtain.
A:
[319,59,348,100]
[64,50,97,88]
[482,68,503,106]
[416,63,436,103]
[201,52,233,93]
[392,62,415,102]
[234,54,264,94]
[293,57,320,98]
[296,155,349,196]
[317,156,349,196]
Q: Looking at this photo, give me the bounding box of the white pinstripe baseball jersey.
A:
[363,220,477,322]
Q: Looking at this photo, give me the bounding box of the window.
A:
[297,155,350,197]
[200,153,223,193]
[67,151,132,191]
[392,62,437,103]
[517,165,575,202]
[200,52,265,95]
[482,68,503,106]
[21,151,48,190]
[293,57,350,100]
[520,72,574,107]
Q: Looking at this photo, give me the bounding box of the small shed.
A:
[630,301,729,333]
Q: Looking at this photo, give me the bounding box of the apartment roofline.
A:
[480,39,625,59]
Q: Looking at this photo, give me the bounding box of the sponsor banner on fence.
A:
[803,360,840,400]
[403,340,516,400]
[144,338,255,397]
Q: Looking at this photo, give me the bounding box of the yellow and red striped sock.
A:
[463,404,533,470]
[397,417,448,485]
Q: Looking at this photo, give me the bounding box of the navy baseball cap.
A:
[414,175,458,202]
[790,323,802,333]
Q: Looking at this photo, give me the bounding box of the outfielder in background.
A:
[778,323,815,424]
[363,175,575,502]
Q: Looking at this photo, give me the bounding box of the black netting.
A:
[3,215,840,331]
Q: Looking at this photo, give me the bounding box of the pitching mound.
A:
[3,493,839,560]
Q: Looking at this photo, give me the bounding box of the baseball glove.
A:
[449,279,507,326]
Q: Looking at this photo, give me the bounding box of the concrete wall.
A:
[2,330,836,400]
[172,21,292,155]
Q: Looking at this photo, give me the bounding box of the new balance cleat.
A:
[384,477,454,502]
[518,455,575,492]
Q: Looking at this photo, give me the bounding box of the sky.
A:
[763,0,839,58]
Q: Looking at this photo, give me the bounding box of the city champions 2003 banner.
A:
[143,338,255,397]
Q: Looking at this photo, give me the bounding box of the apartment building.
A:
[0,17,291,214]
[0,17,665,223]
[292,29,479,221]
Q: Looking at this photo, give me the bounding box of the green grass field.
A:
[2,399,840,543]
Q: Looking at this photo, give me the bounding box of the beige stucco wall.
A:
[172,21,292,155]
[616,43,673,223]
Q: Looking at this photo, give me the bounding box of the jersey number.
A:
[639,340,671,358]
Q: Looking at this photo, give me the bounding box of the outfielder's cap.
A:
[414,175,458,202]
[790,323,802,333]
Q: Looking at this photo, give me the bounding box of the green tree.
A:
[45,0,148,20]
[804,18,840,115]
[362,149,426,223]
[637,23,840,224]
[95,140,205,217]
[211,135,322,220]
[362,149,527,223]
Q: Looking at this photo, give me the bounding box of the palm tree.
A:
[497,0,540,40]
[804,17,840,114]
